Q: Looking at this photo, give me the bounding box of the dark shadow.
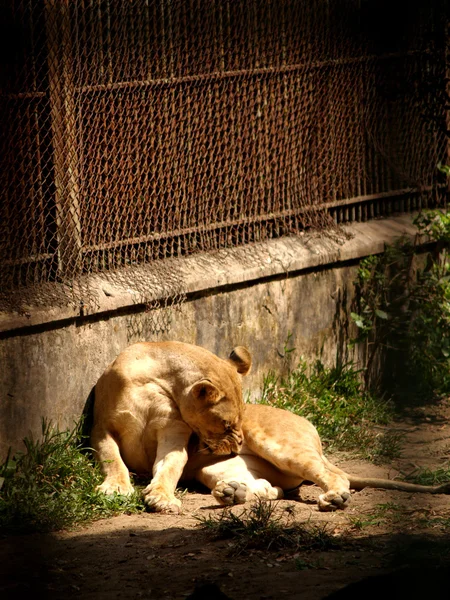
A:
[323,563,450,599]
[2,523,450,600]
[331,285,351,369]
[79,386,96,450]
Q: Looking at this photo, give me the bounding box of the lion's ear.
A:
[228,346,252,375]
[190,380,221,405]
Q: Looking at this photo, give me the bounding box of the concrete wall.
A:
[0,215,418,457]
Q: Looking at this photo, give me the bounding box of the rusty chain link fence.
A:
[1,1,448,320]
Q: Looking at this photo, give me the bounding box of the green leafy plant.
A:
[0,420,145,534]
[197,499,342,554]
[258,360,395,457]
[402,463,450,486]
[351,208,450,401]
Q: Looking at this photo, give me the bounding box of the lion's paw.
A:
[212,480,248,506]
[96,480,134,496]
[142,485,182,513]
[318,490,351,512]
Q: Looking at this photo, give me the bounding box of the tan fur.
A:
[189,404,450,511]
[92,341,251,512]
[93,344,450,513]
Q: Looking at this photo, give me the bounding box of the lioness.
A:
[93,342,450,513]
[92,341,251,512]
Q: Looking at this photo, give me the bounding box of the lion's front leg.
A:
[91,426,135,496]
[142,421,192,513]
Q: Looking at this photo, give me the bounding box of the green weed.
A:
[348,503,403,530]
[366,431,404,464]
[258,360,396,456]
[197,499,342,554]
[0,420,145,534]
[417,514,450,529]
[402,463,450,486]
[349,501,450,532]
[295,558,319,570]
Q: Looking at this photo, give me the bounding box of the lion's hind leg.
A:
[243,405,352,511]
[298,454,352,511]
[270,449,351,512]
[194,455,284,506]
[313,456,352,511]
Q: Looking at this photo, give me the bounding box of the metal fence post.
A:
[45,0,82,279]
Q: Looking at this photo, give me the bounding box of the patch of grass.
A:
[295,558,320,570]
[402,463,450,486]
[417,514,450,530]
[349,502,450,532]
[0,420,145,534]
[348,503,403,530]
[197,499,343,555]
[366,431,404,464]
[259,360,397,457]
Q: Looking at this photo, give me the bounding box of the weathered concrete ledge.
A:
[0,214,418,334]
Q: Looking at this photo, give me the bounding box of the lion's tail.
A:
[346,474,450,495]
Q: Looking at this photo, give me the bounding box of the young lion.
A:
[92,341,251,513]
[186,404,450,511]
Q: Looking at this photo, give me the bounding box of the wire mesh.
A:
[0,1,448,318]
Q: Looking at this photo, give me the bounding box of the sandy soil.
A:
[2,401,450,600]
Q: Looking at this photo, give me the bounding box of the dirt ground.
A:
[2,401,450,600]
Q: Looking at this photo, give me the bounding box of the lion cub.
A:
[92,341,251,512]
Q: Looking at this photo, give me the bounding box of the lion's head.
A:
[181,346,252,456]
